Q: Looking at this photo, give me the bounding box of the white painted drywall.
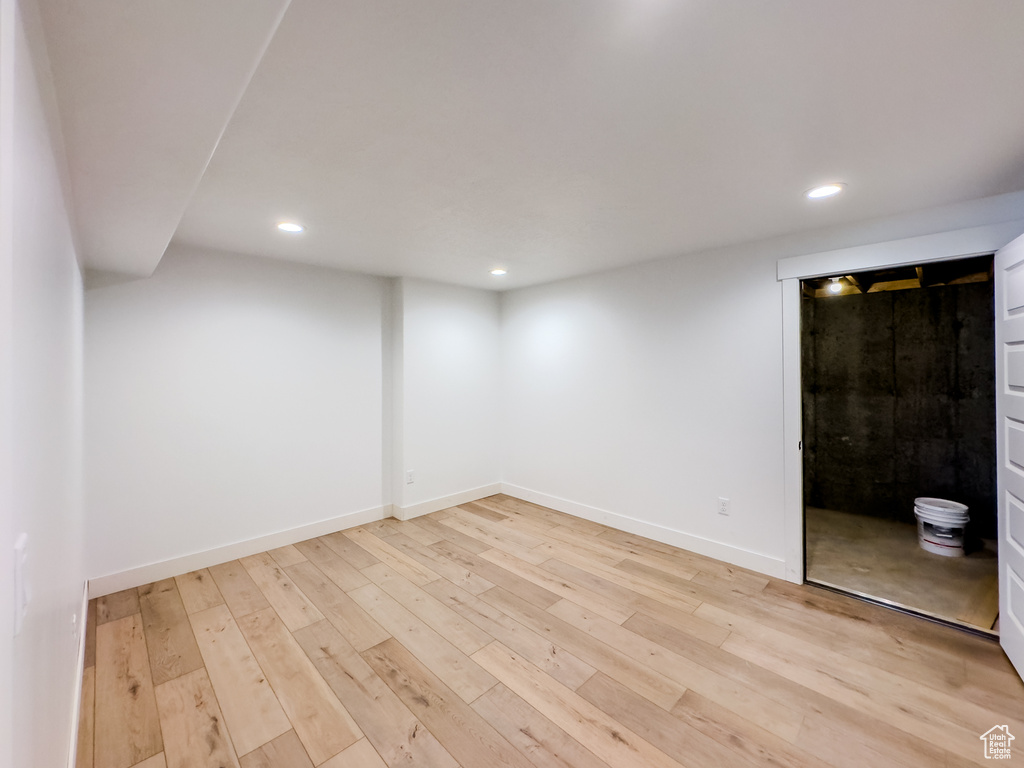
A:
[393,278,501,513]
[84,244,385,582]
[4,0,85,765]
[0,4,14,763]
[501,243,788,571]
[500,192,1024,576]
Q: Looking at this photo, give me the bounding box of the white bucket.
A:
[914,497,968,557]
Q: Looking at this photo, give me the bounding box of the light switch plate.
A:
[14,533,28,635]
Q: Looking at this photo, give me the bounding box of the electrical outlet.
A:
[717,497,730,516]
[406,470,415,485]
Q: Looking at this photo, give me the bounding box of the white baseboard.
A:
[87,505,390,598]
[500,483,787,579]
[391,483,502,521]
[67,581,89,768]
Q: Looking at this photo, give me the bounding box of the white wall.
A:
[502,244,789,572]
[393,278,501,515]
[85,244,386,589]
[3,0,85,765]
[0,4,15,763]
[501,192,1024,577]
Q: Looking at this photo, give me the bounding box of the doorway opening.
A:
[801,254,999,634]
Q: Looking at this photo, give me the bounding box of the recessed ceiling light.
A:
[277,222,305,233]
[490,268,508,276]
[805,183,845,200]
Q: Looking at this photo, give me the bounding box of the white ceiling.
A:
[39,0,1024,289]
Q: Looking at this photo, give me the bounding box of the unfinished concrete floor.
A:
[805,507,999,632]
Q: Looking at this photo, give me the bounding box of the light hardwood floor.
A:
[76,494,1024,768]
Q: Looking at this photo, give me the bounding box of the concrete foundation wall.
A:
[802,279,996,538]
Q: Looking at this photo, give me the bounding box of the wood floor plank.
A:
[209,560,271,619]
[691,566,770,596]
[95,613,162,768]
[294,539,371,592]
[319,531,381,569]
[174,569,225,615]
[237,607,362,765]
[438,512,550,564]
[471,504,561,540]
[318,738,389,768]
[622,607,730,651]
[481,586,685,710]
[632,558,998,704]
[348,583,497,703]
[414,515,492,554]
[343,527,440,586]
[548,598,804,741]
[240,552,276,569]
[458,500,508,522]
[549,525,701,578]
[429,539,562,609]
[701,601,1023,738]
[795,710,949,768]
[189,604,292,756]
[130,754,167,768]
[670,691,826,768]
[423,577,596,690]
[597,528,739,581]
[767,579,992,659]
[386,532,495,595]
[291,537,341,564]
[472,641,686,768]
[547,547,704,613]
[268,544,307,568]
[83,494,1024,768]
[77,665,96,768]
[472,682,613,768]
[242,559,325,632]
[362,561,492,654]
[237,730,312,768]
[626,608,967,768]
[392,519,444,546]
[577,672,762,768]
[362,637,536,768]
[468,498,559,533]
[481,548,634,623]
[450,505,543,549]
[362,519,400,538]
[719,629,986,765]
[486,495,609,535]
[760,579,1021,710]
[534,534,630,567]
[541,557,726,643]
[138,579,204,686]
[154,668,240,768]
[294,619,459,768]
[601,525,770,593]
[294,535,371,587]
[97,588,141,625]
[284,561,391,652]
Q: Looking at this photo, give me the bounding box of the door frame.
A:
[778,220,1024,584]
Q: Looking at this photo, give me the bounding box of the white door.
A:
[995,230,1024,678]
